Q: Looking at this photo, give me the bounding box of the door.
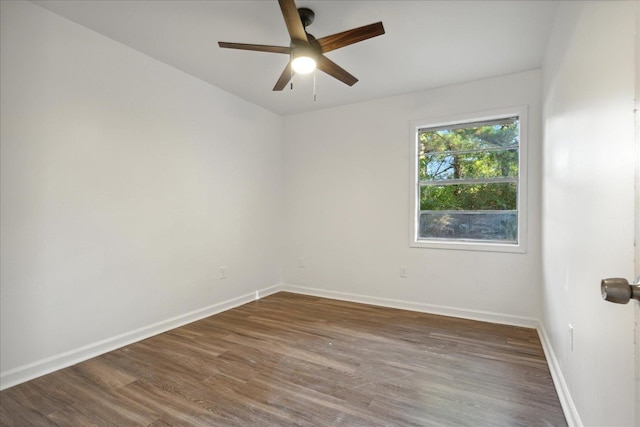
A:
[635,3,640,419]
[635,3,640,423]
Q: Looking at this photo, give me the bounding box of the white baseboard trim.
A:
[280,284,538,328]
[536,324,582,427]
[0,283,283,391]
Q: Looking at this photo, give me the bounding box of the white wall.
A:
[282,70,543,324]
[0,0,283,388]
[541,1,637,426]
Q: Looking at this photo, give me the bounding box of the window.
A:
[410,107,527,252]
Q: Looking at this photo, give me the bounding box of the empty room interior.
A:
[1,0,639,426]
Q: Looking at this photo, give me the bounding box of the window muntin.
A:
[413,112,525,250]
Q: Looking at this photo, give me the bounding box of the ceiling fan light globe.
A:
[291,56,316,74]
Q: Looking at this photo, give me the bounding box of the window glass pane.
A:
[418,211,517,242]
[420,183,517,211]
[419,117,518,154]
[413,112,524,248]
[419,149,518,181]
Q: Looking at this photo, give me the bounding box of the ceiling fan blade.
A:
[317,22,385,54]
[218,42,291,54]
[316,55,358,86]
[273,61,294,91]
[278,0,308,44]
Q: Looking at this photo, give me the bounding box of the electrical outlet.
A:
[568,324,574,351]
[400,266,408,278]
[220,266,227,280]
[298,257,305,268]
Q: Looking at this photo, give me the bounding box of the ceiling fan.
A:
[218,0,385,91]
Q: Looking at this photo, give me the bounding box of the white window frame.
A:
[409,106,528,253]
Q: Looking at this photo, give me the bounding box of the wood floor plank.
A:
[0,292,567,426]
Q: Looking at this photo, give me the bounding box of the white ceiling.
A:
[32,0,559,116]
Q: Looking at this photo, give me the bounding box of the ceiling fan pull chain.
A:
[313,70,317,102]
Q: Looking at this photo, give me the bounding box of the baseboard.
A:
[0,283,283,391]
[280,284,538,328]
[536,324,582,427]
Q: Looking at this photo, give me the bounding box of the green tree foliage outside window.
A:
[418,117,519,243]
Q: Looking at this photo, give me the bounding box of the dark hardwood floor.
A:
[0,292,567,426]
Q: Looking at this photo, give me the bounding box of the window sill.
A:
[410,238,526,253]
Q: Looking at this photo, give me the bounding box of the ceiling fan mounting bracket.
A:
[298,7,314,28]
